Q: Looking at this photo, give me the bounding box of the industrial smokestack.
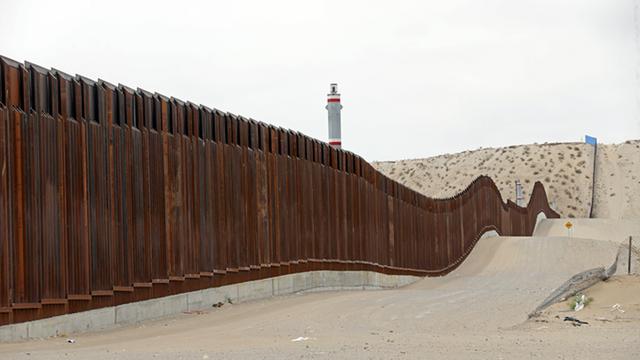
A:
[326,83,342,148]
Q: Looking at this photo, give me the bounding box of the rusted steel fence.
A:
[0,56,559,325]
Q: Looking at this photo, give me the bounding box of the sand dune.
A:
[374,140,640,219]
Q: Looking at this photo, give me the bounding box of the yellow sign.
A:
[564,221,573,230]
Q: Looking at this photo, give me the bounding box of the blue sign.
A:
[585,135,597,145]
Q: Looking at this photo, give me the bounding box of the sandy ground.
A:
[532,275,640,327]
[1,219,638,359]
[373,140,640,219]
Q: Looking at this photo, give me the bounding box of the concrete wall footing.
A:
[1,270,420,342]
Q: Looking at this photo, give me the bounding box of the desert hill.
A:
[373,140,640,219]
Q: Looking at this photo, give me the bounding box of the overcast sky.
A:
[0,0,637,161]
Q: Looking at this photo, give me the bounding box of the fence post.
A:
[629,236,633,275]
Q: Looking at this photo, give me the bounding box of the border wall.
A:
[0,55,559,326]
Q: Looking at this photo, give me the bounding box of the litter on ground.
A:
[291,337,310,342]
[611,304,625,313]
[563,316,589,326]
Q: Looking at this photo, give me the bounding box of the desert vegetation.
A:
[374,140,640,219]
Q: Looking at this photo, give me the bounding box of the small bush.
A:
[567,293,593,310]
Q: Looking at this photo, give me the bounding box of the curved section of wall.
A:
[0,56,559,326]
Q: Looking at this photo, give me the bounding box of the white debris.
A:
[611,304,625,313]
[574,294,586,312]
[291,337,310,342]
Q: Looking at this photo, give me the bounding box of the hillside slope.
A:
[374,140,640,219]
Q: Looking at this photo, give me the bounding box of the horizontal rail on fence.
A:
[0,55,559,326]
